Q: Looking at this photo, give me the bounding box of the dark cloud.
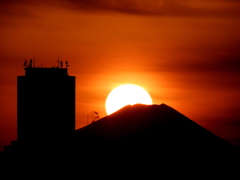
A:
[176,57,240,74]
[1,0,240,17]
[63,0,240,17]
[63,0,197,16]
[215,57,240,73]
[149,55,240,75]
[0,0,64,17]
[0,0,30,16]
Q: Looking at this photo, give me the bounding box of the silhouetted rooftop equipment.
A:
[60,61,63,68]
[23,59,70,77]
[65,61,69,68]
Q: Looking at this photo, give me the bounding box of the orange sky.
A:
[0,0,240,150]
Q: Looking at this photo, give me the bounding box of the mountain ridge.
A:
[75,103,237,152]
[74,104,240,172]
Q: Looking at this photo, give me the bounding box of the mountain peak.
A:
[76,103,236,156]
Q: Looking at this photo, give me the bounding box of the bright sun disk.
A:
[105,84,152,115]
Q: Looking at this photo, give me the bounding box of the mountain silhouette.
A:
[75,103,238,167]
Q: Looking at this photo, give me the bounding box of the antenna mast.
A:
[65,61,69,69]
[23,60,27,68]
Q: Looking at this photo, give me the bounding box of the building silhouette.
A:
[4,60,75,153]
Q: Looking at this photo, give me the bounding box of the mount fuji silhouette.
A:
[75,103,238,165]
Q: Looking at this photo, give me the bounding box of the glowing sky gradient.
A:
[0,0,240,150]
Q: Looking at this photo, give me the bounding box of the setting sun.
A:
[105,84,153,115]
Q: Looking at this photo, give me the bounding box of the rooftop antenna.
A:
[23,60,27,68]
[60,61,63,68]
[65,61,69,68]
[28,59,33,68]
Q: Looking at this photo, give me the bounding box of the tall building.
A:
[17,60,75,152]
